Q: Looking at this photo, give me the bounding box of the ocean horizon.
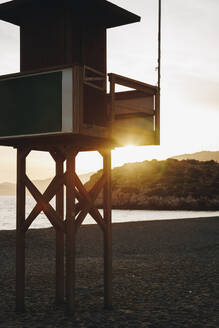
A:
[0,195,218,230]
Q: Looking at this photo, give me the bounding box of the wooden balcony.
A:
[108,73,160,146]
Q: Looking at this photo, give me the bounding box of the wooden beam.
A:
[16,148,27,312]
[108,73,158,95]
[55,156,65,305]
[72,65,83,134]
[22,173,65,232]
[103,150,112,309]
[75,173,106,215]
[75,209,89,233]
[75,174,106,231]
[2,134,115,151]
[109,75,115,125]
[50,149,66,163]
[72,173,105,231]
[88,208,105,232]
[65,151,76,314]
[24,175,65,232]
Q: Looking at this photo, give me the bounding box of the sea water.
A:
[0,196,218,230]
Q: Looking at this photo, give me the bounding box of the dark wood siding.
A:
[82,27,107,126]
[20,8,66,71]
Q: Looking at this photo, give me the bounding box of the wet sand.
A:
[0,217,218,327]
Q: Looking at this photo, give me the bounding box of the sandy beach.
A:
[0,217,218,327]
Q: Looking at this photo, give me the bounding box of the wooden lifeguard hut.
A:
[0,0,160,313]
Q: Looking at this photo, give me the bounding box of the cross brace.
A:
[16,147,112,314]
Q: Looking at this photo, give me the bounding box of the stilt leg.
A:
[55,156,64,304]
[65,151,76,313]
[103,150,112,309]
[16,149,27,312]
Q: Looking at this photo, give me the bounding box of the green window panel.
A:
[0,71,62,137]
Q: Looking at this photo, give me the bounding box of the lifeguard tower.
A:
[0,0,160,313]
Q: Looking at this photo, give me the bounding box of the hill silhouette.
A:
[172,150,219,162]
[0,182,16,196]
[86,158,219,210]
[2,156,219,210]
[0,172,93,196]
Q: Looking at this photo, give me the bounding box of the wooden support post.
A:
[16,148,27,312]
[55,156,65,304]
[65,150,76,313]
[103,150,112,309]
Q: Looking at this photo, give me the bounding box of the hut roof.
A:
[0,0,141,28]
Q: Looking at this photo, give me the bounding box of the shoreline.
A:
[1,195,219,212]
[0,217,218,327]
[0,215,219,233]
[1,203,219,231]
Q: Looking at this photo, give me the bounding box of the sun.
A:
[73,142,173,177]
[111,144,172,169]
[112,145,147,168]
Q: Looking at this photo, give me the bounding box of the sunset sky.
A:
[0,0,219,182]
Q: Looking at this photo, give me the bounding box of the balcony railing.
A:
[108,73,160,146]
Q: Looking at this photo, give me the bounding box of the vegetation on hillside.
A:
[86,159,219,210]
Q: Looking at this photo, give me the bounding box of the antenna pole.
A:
[158,0,161,89]
[155,0,161,145]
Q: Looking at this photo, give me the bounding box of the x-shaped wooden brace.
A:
[21,160,106,233]
[22,173,65,232]
[73,172,106,232]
